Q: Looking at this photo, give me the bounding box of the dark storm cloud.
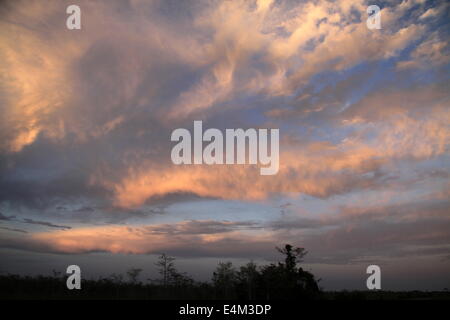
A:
[0,212,71,230]
[21,219,71,230]
[0,135,112,209]
[0,226,28,234]
[0,212,14,221]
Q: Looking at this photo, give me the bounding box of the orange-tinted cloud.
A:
[27,221,274,255]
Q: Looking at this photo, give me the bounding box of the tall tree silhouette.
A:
[212,262,237,299]
[276,244,307,272]
[155,253,176,287]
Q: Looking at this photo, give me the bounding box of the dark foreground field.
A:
[1,274,449,300]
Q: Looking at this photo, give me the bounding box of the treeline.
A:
[0,244,322,300]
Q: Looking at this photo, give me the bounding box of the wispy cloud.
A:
[0,212,71,230]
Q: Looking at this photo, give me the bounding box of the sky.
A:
[0,0,449,291]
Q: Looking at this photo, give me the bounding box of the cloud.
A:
[0,220,274,258]
[0,212,15,221]
[396,32,450,70]
[146,220,259,235]
[21,218,71,230]
[0,226,28,234]
[2,197,449,265]
[268,197,450,263]
[1,0,447,210]
[419,6,442,20]
[0,212,71,230]
[100,94,449,208]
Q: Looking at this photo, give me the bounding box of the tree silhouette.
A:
[153,253,193,288]
[258,244,320,299]
[212,262,237,299]
[236,261,259,299]
[0,244,326,299]
[154,253,176,287]
[276,244,307,272]
[126,268,142,284]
